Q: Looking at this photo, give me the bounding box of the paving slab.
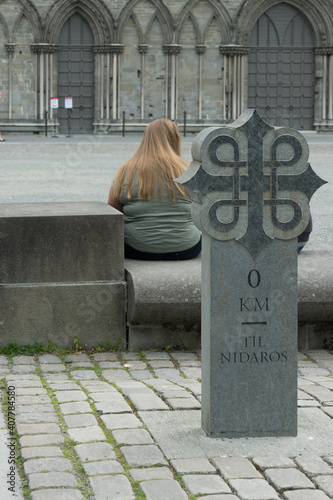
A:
[16,423,61,435]
[31,490,83,500]
[63,413,98,428]
[170,457,217,474]
[74,442,117,462]
[101,413,142,430]
[229,478,279,499]
[130,467,174,481]
[59,401,92,414]
[294,455,333,475]
[28,471,77,489]
[21,446,64,459]
[67,425,106,443]
[15,413,58,424]
[312,475,333,496]
[264,468,315,492]
[140,479,188,500]
[112,428,154,445]
[83,460,124,475]
[19,433,65,447]
[138,408,333,458]
[89,475,134,500]
[23,457,73,474]
[120,444,167,466]
[283,490,330,500]
[182,474,231,495]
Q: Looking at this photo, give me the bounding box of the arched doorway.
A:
[58,13,94,134]
[248,3,315,129]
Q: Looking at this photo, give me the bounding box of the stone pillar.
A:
[315,47,333,130]
[175,109,326,438]
[109,44,124,121]
[94,45,114,121]
[138,45,148,120]
[220,46,250,121]
[163,44,182,120]
[196,45,206,121]
[31,44,59,121]
[5,43,15,119]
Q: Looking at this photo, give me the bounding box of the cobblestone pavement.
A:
[0,349,333,499]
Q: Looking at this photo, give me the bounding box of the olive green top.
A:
[118,180,201,253]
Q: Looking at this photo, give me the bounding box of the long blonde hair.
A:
[113,118,189,201]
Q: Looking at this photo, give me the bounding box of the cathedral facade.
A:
[0,0,332,134]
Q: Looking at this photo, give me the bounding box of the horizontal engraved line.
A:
[241,322,267,325]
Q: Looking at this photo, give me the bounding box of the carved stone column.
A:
[109,44,124,121]
[220,45,250,121]
[196,45,206,120]
[31,44,59,120]
[315,47,333,127]
[163,44,182,120]
[138,45,148,120]
[5,44,15,119]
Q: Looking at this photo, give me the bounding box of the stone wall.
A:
[0,0,333,133]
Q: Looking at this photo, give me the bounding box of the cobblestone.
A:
[28,471,78,489]
[229,478,279,499]
[89,475,134,499]
[182,474,231,495]
[1,349,333,499]
[264,468,315,492]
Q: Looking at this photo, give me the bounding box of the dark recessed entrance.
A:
[248,3,315,130]
[58,13,94,134]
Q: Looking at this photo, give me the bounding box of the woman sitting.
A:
[107,118,201,260]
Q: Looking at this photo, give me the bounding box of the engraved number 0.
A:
[248,270,261,288]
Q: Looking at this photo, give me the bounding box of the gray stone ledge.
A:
[125,250,333,350]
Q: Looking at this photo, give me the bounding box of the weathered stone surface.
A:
[89,475,134,500]
[264,468,314,491]
[283,490,330,500]
[112,429,153,445]
[16,413,58,425]
[83,460,124,475]
[28,472,77,489]
[59,401,92,414]
[67,426,106,443]
[213,457,262,479]
[54,390,87,403]
[120,444,167,466]
[170,458,216,474]
[24,458,73,474]
[31,489,83,500]
[20,434,65,448]
[130,467,174,481]
[140,479,188,500]
[252,457,296,470]
[21,446,64,460]
[74,442,116,462]
[101,413,142,430]
[294,455,333,476]
[313,475,333,496]
[229,478,279,499]
[182,474,231,495]
[16,423,61,435]
[63,414,98,428]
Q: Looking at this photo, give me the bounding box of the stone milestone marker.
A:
[175,110,326,438]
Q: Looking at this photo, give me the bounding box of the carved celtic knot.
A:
[175,110,326,256]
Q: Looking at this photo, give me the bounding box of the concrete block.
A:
[0,282,126,348]
[0,202,123,283]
